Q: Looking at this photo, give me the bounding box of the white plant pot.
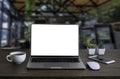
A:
[88,49,95,55]
[98,48,105,55]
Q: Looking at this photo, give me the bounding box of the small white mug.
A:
[6,51,26,64]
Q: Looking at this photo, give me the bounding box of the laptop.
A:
[27,24,86,69]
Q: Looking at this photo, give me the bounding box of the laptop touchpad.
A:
[43,63,69,67]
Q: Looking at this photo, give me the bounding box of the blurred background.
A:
[0,0,120,49]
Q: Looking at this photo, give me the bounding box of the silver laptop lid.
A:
[31,24,79,56]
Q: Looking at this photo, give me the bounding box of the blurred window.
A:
[3,0,10,9]
[1,12,9,47]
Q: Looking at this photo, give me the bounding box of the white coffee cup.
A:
[6,51,26,64]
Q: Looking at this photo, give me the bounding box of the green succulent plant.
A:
[98,42,104,48]
[87,44,96,49]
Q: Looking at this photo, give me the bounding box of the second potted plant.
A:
[97,43,105,55]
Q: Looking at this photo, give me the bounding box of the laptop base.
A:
[27,57,86,69]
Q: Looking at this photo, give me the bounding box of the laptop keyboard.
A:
[31,57,79,62]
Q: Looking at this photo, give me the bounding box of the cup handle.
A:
[6,55,12,62]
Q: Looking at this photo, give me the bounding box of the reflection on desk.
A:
[0,49,120,79]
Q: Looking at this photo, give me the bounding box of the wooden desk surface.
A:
[0,49,120,79]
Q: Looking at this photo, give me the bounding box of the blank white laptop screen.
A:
[31,24,79,56]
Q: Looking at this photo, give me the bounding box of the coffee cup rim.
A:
[10,51,26,55]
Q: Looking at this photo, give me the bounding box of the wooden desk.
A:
[0,49,120,79]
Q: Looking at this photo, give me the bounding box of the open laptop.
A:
[27,24,86,69]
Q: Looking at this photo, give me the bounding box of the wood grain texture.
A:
[0,49,120,79]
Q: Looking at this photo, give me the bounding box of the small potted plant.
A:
[97,43,105,55]
[87,43,96,55]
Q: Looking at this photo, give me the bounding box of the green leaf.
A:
[88,44,96,48]
[98,42,104,48]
